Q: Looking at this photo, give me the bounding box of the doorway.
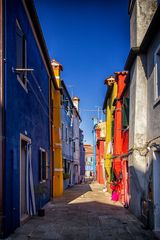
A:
[153,151,160,231]
[20,134,31,222]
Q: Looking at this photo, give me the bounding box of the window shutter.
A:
[122,97,129,129]
[16,20,27,85]
[73,142,75,152]
[46,152,49,180]
[39,150,43,181]
[42,152,46,180]
[66,127,68,143]
[39,149,48,181]
[16,27,23,69]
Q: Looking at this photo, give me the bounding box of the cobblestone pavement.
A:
[9,179,157,240]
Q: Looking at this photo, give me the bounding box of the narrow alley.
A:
[9,180,156,240]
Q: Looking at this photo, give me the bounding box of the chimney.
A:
[72,96,80,112]
[51,59,63,87]
[104,75,115,86]
[129,0,158,48]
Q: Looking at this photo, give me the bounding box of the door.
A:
[20,139,28,221]
[153,151,160,231]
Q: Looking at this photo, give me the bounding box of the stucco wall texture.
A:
[4,0,50,235]
[128,0,159,219]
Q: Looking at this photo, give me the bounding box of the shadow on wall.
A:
[128,156,154,230]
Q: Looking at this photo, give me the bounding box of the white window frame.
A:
[154,44,160,104]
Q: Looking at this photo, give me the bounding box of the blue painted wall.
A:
[92,118,97,178]
[85,157,94,172]
[4,0,50,236]
[61,81,73,187]
[79,129,85,176]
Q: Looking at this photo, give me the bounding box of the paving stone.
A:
[9,180,157,240]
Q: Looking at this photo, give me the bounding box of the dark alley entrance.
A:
[10,179,157,240]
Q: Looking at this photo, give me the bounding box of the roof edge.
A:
[124,47,140,71]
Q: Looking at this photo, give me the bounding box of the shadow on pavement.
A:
[10,181,158,240]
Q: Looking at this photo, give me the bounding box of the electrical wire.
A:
[31,71,49,108]
[27,79,50,121]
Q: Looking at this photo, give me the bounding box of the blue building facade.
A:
[84,144,94,177]
[92,118,98,179]
[0,0,57,237]
[61,80,74,189]
[79,128,85,181]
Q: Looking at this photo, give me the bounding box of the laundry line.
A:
[80,109,103,112]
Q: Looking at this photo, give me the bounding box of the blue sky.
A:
[34,0,130,144]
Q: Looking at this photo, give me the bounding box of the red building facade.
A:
[95,122,106,185]
[112,72,129,206]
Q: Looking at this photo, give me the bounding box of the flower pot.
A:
[38,208,45,217]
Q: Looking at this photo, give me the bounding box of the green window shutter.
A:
[111,167,116,181]
[122,97,129,129]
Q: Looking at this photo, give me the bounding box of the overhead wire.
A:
[31,71,49,108]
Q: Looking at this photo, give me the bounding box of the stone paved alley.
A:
[9,180,157,240]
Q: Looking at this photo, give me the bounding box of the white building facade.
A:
[125,0,160,231]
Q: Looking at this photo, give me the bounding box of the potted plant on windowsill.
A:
[35,182,48,217]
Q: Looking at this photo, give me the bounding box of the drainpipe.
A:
[0,0,5,237]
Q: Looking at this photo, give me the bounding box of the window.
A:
[65,127,68,143]
[60,94,64,105]
[61,123,64,141]
[63,159,70,174]
[39,148,48,182]
[64,97,68,111]
[154,46,160,100]
[73,142,75,152]
[122,97,129,129]
[16,20,27,88]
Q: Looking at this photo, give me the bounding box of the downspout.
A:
[3,0,7,236]
[49,78,53,199]
[0,0,3,235]
[0,0,5,237]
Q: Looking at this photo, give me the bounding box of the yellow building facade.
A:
[51,59,63,197]
[103,76,117,192]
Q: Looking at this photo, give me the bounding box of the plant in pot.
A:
[63,172,70,180]
[35,182,48,217]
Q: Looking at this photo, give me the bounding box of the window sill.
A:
[17,75,28,93]
[153,96,160,108]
